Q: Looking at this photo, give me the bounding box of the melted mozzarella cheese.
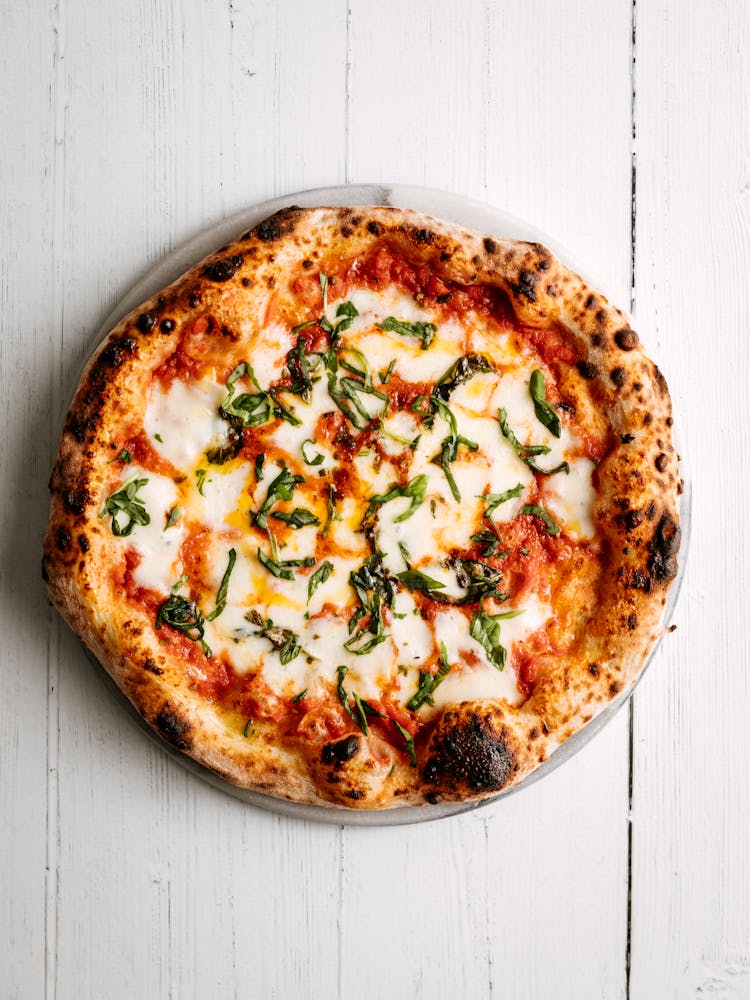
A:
[144,378,227,468]
[125,469,183,593]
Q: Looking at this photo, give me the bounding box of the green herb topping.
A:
[529,369,561,438]
[100,478,150,537]
[519,504,561,536]
[377,316,437,351]
[498,408,569,476]
[205,548,236,622]
[155,578,211,657]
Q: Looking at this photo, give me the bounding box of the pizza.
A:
[43,205,682,810]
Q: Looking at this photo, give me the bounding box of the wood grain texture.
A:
[3,0,744,996]
[630,1,750,996]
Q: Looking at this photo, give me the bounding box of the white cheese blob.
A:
[144,378,227,468]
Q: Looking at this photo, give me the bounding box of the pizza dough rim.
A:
[42,205,681,810]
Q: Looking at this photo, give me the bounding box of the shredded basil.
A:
[271,507,320,529]
[379,358,397,384]
[245,609,302,664]
[529,369,561,438]
[482,483,526,519]
[301,438,324,466]
[257,547,315,580]
[391,719,417,767]
[291,688,308,704]
[254,465,304,530]
[164,506,180,530]
[322,482,341,538]
[308,559,334,602]
[396,568,446,594]
[220,362,301,428]
[108,448,132,464]
[100,478,150,537]
[255,454,265,480]
[377,316,436,350]
[407,642,451,711]
[205,548,236,621]
[432,354,492,401]
[519,504,561,536]
[498,408,569,476]
[155,579,211,657]
[195,468,208,495]
[361,474,428,531]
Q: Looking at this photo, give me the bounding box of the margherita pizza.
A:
[43,206,681,809]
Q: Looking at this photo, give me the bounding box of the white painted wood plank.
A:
[44,2,347,998]
[0,2,57,997]
[631,1,750,996]
[345,2,632,997]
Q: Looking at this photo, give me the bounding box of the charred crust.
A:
[623,508,644,532]
[424,713,515,793]
[143,658,163,675]
[511,269,538,302]
[653,364,669,394]
[577,360,598,380]
[483,237,497,254]
[591,333,603,347]
[341,225,353,237]
[610,366,627,387]
[203,254,243,282]
[425,791,442,805]
[655,452,669,472]
[78,534,89,552]
[321,734,360,765]
[628,568,652,592]
[627,613,638,630]
[588,663,600,676]
[159,318,175,334]
[344,789,365,800]
[440,251,450,262]
[367,220,382,236]
[584,294,597,310]
[301,258,314,270]
[155,705,192,750]
[413,227,434,245]
[620,432,635,444]
[64,488,88,516]
[614,327,639,351]
[100,335,136,368]
[648,513,680,582]
[136,310,158,334]
[188,293,201,309]
[609,681,622,696]
[55,527,71,552]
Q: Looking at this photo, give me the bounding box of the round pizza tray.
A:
[84,183,691,826]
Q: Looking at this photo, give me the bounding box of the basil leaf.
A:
[529,369,561,438]
[308,560,334,602]
[396,569,446,594]
[482,483,526,518]
[361,474,428,531]
[195,469,208,495]
[100,477,150,537]
[291,688,308,703]
[469,610,507,671]
[498,408,569,476]
[205,548,236,621]
[245,610,302,664]
[470,528,507,558]
[322,483,341,538]
[391,719,417,767]
[164,506,180,530]
[301,438,324,466]
[379,358,397,384]
[271,507,320,529]
[257,547,294,580]
[254,465,304,529]
[336,665,356,722]
[221,361,301,428]
[108,448,132,464]
[519,504,561,536]
[378,316,436,350]
[155,581,211,657]
[406,642,452,711]
[433,354,492,401]
[255,454,265,480]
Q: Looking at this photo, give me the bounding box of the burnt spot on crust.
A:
[614,327,639,351]
[648,513,681,582]
[483,237,497,254]
[341,225,353,237]
[609,681,622,696]
[621,433,635,444]
[655,452,669,472]
[627,613,639,630]
[203,254,243,282]
[588,663,600,677]
[155,704,192,750]
[610,367,627,387]
[623,508,645,532]
[344,789,365,801]
[577,360,598,380]
[413,227,434,245]
[188,293,201,309]
[301,258,314,270]
[424,713,515,794]
[250,210,300,244]
[585,294,597,310]
[628,568,652,592]
[321,734,360,766]
[591,333,603,347]
[160,318,175,334]
[511,269,539,303]
[143,658,163,676]
[367,220,382,236]
[653,364,669,394]
[425,791,442,805]
[64,488,88,516]
[136,310,158,334]
[100,335,136,368]
[56,527,71,552]
[78,534,89,552]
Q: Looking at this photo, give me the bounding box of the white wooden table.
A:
[3,1,749,996]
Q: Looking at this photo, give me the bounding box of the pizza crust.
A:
[43,205,681,809]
